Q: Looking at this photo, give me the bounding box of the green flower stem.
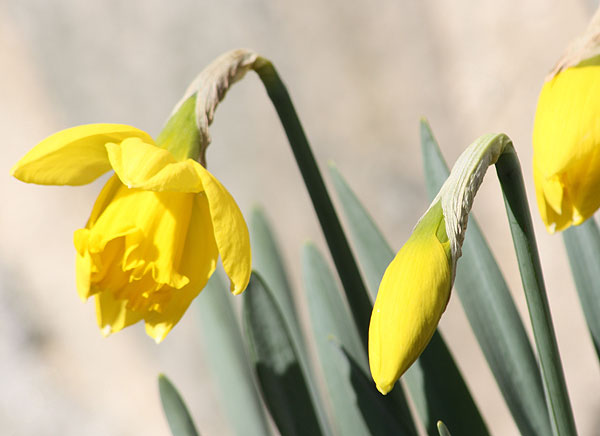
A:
[253,58,372,349]
[495,146,577,436]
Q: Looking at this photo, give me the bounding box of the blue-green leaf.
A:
[243,273,324,436]
[158,374,200,436]
[563,218,600,359]
[302,242,415,435]
[250,206,300,333]
[250,206,332,435]
[335,342,414,435]
[195,272,271,436]
[302,242,366,370]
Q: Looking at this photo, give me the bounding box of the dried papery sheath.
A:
[432,133,512,272]
[170,49,260,165]
[549,7,600,77]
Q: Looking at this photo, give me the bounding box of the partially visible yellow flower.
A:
[533,56,600,233]
[369,202,452,394]
[11,98,251,342]
[532,7,600,233]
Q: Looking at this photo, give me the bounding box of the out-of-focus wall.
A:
[1,1,598,435]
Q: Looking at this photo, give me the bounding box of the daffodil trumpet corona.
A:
[369,133,513,394]
[533,8,600,233]
[10,50,262,342]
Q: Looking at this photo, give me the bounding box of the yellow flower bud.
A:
[369,133,511,394]
[369,202,452,394]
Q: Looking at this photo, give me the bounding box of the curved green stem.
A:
[252,58,373,350]
[496,147,577,436]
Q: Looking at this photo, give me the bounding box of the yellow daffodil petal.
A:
[369,203,452,394]
[75,224,142,301]
[74,228,93,301]
[87,186,194,292]
[73,156,226,341]
[86,174,123,228]
[106,137,249,295]
[195,164,251,294]
[533,58,600,231]
[533,167,574,234]
[106,138,204,192]
[144,194,219,342]
[95,291,143,337]
[74,176,202,337]
[11,124,154,186]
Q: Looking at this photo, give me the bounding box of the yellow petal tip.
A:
[146,323,170,343]
[230,282,246,296]
[101,325,113,338]
[376,383,392,395]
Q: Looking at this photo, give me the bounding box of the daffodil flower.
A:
[11,96,252,343]
[533,11,600,233]
[10,51,261,342]
[369,133,509,394]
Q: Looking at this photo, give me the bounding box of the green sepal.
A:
[157,94,202,162]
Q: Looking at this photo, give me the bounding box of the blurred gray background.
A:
[2,1,599,435]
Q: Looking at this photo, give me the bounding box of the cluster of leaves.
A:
[157,120,600,435]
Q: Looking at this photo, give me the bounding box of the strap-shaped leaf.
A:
[302,242,416,435]
[250,206,300,333]
[195,272,271,436]
[250,207,332,435]
[420,118,551,436]
[243,273,324,436]
[404,331,487,435]
[336,342,415,435]
[302,242,366,370]
[563,218,600,359]
[158,374,200,436]
[328,162,487,435]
